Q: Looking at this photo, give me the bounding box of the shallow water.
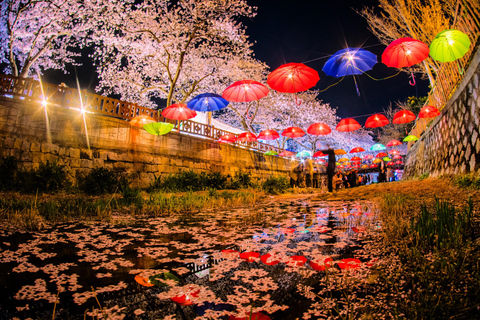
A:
[0,198,379,319]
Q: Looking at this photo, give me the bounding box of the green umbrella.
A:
[264,150,279,156]
[143,122,174,135]
[403,135,418,142]
[296,150,312,158]
[429,29,470,63]
[382,157,392,161]
[370,143,386,151]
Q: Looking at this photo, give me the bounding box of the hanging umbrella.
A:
[282,127,305,138]
[267,63,320,93]
[370,143,386,151]
[162,103,197,120]
[373,158,382,164]
[351,156,361,161]
[361,164,369,169]
[260,253,281,266]
[387,161,394,166]
[382,37,429,68]
[316,159,326,164]
[386,139,402,147]
[370,164,378,168]
[429,29,471,63]
[383,157,392,161]
[307,123,331,135]
[334,149,347,155]
[257,129,280,140]
[239,252,260,262]
[323,47,377,95]
[336,118,361,132]
[143,122,174,135]
[365,114,389,128]
[388,149,400,155]
[187,93,229,112]
[376,152,388,158]
[279,150,295,157]
[395,160,403,165]
[393,154,403,159]
[418,105,441,118]
[344,161,352,166]
[337,258,362,270]
[296,150,312,158]
[393,110,416,124]
[264,150,279,156]
[403,135,418,142]
[287,255,308,267]
[237,132,257,142]
[130,115,156,127]
[313,151,327,157]
[218,133,237,143]
[222,80,269,102]
[309,257,333,271]
[363,154,374,160]
[338,157,349,162]
[349,147,365,153]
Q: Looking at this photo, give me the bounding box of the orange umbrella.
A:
[130,115,156,127]
[336,118,361,132]
[334,149,347,155]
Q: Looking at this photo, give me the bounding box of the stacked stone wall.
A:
[0,98,294,187]
[405,47,480,177]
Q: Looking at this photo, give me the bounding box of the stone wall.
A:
[0,98,294,187]
[404,46,480,177]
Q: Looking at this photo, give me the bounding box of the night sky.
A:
[245,0,430,119]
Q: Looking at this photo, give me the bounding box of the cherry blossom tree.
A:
[91,0,258,108]
[0,0,109,78]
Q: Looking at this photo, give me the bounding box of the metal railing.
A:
[0,74,284,154]
[411,0,480,138]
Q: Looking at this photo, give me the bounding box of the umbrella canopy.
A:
[429,29,471,62]
[387,161,394,165]
[264,150,279,156]
[382,37,429,68]
[388,149,400,155]
[143,122,174,135]
[162,103,197,120]
[393,110,416,124]
[386,139,402,147]
[383,157,392,161]
[393,154,403,159]
[316,159,326,164]
[267,63,320,93]
[296,150,312,158]
[365,114,389,128]
[376,152,388,158]
[395,160,403,165]
[237,132,257,142]
[313,151,327,157]
[279,150,295,157]
[338,157,349,162]
[222,80,269,102]
[282,127,305,138]
[418,105,441,118]
[363,154,374,160]
[218,133,237,143]
[349,147,365,153]
[336,118,361,132]
[351,156,361,161]
[257,129,280,140]
[229,312,271,320]
[370,164,378,168]
[403,135,418,142]
[307,123,331,135]
[334,149,347,155]
[130,115,156,127]
[361,164,369,169]
[370,143,386,151]
[187,93,229,112]
[373,158,382,164]
[323,48,377,77]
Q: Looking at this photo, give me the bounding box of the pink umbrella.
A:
[386,139,402,147]
[336,118,361,132]
[279,150,296,157]
[257,129,280,140]
[282,127,305,138]
[222,80,269,102]
[162,103,197,120]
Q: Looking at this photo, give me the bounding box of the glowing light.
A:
[287,73,294,79]
[405,50,412,55]
[448,40,455,45]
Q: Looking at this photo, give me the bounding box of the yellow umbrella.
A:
[344,162,351,166]
[361,164,369,169]
[373,158,382,164]
[334,149,347,155]
[338,157,349,162]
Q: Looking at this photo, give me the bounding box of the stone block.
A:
[120,153,133,162]
[58,147,68,157]
[93,159,104,168]
[5,137,15,148]
[69,148,80,158]
[13,138,23,150]
[114,162,133,170]
[106,152,118,161]
[133,162,144,171]
[32,152,45,163]
[44,153,58,163]
[80,159,92,168]
[21,141,30,152]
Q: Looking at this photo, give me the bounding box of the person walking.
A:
[378,160,387,182]
[319,148,336,192]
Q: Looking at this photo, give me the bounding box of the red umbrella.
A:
[388,149,400,155]
[257,129,280,140]
[382,38,429,68]
[309,257,333,271]
[365,114,389,128]
[316,159,326,164]
[170,286,200,306]
[307,123,331,135]
[393,110,416,124]
[393,154,402,159]
[386,139,402,147]
[260,253,281,266]
[222,80,269,102]
[376,152,388,158]
[349,147,365,153]
[267,63,319,93]
[218,133,237,143]
[350,156,361,161]
[287,255,307,267]
[369,164,377,168]
[239,252,260,262]
[237,132,257,142]
[336,118,361,132]
[162,103,197,120]
[387,161,394,166]
[395,160,403,165]
[282,127,305,138]
[279,150,295,157]
[337,258,361,270]
[229,313,271,320]
[418,105,440,118]
[313,151,327,157]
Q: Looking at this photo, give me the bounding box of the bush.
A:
[453,174,480,190]
[0,156,17,190]
[79,167,127,195]
[262,176,290,194]
[17,160,67,193]
[149,170,231,192]
[201,172,228,190]
[228,171,254,189]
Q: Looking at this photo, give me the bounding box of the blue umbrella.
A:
[187,93,229,112]
[323,48,377,95]
[370,143,386,151]
[296,150,312,158]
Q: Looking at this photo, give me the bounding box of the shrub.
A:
[201,171,228,190]
[149,170,231,192]
[79,167,127,195]
[0,156,17,190]
[228,171,254,189]
[262,176,290,194]
[453,174,480,190]
[16,160,67,193]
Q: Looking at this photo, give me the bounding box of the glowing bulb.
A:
[405,50,412,55]
[42,100,47,107]
[288,73,294,79]
[448,40,455,45]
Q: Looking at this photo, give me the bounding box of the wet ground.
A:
[0,197,380,319]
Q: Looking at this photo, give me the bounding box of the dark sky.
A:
[245,0,430,119]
